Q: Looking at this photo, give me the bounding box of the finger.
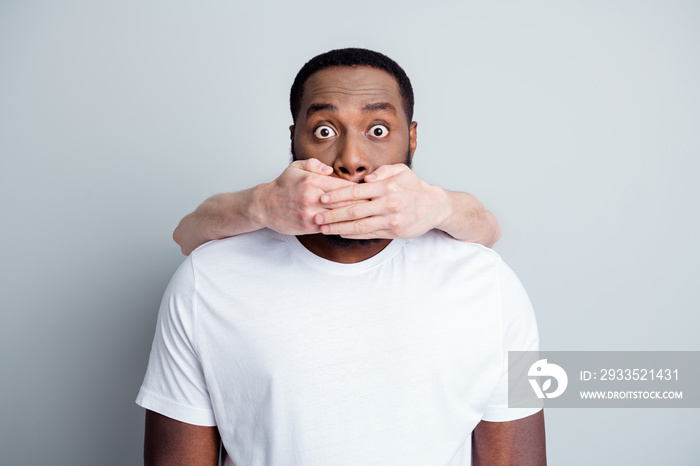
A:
[318,199,366,210]
[320,181,387,204]
[364,163,410,182]
[290,158,333,175]
[315,201,381,225]
[339,231,394,240]
[314,175,356,193]
[319,216,391,237]
[286,163,355,192]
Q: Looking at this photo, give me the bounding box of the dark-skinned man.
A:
[137,48,545,466]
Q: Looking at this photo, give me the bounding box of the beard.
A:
[321,234,384,248]
[291,145,413,248]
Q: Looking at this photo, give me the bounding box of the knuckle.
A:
[299,194,315,207]
[353,221,366,234]
[386,200,402,213]
[298,179,310,190]
[300,179,318,193]
[352,183,362,199]
[347,205,360,219]
[386,181,399,193]
[389,216,402,229]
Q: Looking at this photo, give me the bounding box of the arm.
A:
[472,410,546,466]
[438,190,501,246]
[173,159,355,255]
[174,161,501,255]
[144,410,220,466]
[173,189,259,256]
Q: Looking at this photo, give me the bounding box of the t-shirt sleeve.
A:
[135,257,216,426]
[481,258,543,422]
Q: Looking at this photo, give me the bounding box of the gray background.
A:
[1,0,698,464]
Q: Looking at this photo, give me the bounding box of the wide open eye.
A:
[368,124,389,138]
[313,125,336,139]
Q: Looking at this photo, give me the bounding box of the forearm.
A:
[173,188,263,255]
[436,190,501,247]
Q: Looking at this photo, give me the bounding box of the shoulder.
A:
[402,230,503,271]
[191,229,284,257]
[405,232,536,333]
[189,229,289,266]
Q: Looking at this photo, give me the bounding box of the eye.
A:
[313,125,336,139]
[368,124,389,138]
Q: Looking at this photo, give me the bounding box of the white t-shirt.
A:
[137,229,540,465]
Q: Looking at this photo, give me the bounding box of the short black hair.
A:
[290,48,414,124]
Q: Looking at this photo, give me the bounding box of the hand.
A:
[313,164,452,239]
[251,158,358,235]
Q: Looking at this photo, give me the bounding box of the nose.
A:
[333,132,369,182]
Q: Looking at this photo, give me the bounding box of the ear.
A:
[408,121,418,161]
[289,125,296,157]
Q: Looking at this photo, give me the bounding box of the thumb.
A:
[290,158,333,175]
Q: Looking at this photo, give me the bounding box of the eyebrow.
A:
[306,103,338,118]
[305,102,398,118]
[362,102,397,114]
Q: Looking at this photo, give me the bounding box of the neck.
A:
[296,234,392,264]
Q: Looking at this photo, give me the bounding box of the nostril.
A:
[357,167,366,173]
[339,167,350,174]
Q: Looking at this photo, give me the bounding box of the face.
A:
[290,66,417,183]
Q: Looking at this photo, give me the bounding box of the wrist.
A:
[433,186,455,232]
[247,183,269,230]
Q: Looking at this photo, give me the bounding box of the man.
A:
[137,48,545,465]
